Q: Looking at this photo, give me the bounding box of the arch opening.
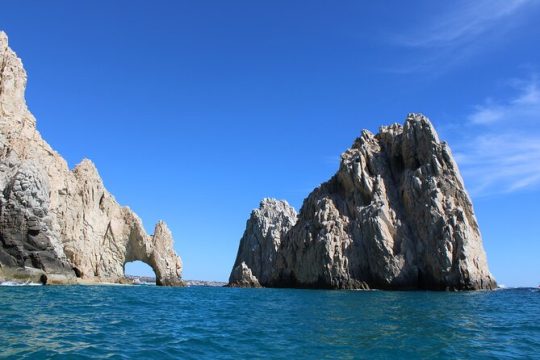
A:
[124,260,157,285]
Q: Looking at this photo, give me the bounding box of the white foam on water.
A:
[0,281,42,287]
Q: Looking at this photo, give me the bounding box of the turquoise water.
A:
[0,286,539,359]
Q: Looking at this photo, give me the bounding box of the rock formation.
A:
[230,114,496,290]
[0,31,183,285]
[229,198,297,287]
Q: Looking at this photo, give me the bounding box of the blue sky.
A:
[1,1,539,286]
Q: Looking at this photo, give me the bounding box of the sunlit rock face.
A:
[0,32,183,286]
[230,114,496,291]
[229,198,297,287]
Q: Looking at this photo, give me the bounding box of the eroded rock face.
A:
[0,32,183,285]
[229,198,297,287]
[230,114,496,290]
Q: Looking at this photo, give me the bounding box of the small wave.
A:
[348,288,379,291]
[0,281,42,287]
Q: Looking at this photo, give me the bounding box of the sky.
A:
[1,1,539,286]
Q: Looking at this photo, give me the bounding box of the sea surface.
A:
[0,285,539,359]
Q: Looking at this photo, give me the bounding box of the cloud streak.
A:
[391,0,534,73]
[453,76,540,195]
[469,77,540,125]
[398,0,529,48]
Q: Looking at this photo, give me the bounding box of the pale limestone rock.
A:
[0,31,183,285]
[229,262,261,288]
[229,198,296,287]
[230,114,496,290]
[148,221,183,286]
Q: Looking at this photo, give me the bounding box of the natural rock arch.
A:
[122,220,183,286]
[57,160,183,286]
[124,260,154,278]
[0,31,184,286]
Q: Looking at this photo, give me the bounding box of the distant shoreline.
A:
[125,275,227,287]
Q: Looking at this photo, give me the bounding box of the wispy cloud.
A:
[398,1,529,48]
[391,0,534,73]
[469,76,540,125]
[453,76,540,195]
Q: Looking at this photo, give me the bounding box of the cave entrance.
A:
[124,261,156,285]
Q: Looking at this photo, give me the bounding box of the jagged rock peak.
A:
[0,31,183,286]
[0,31,32,126]
[228,198,297,287]
[230,114,496,291]
[151,221,183,286]
[74,158,98,172]
[0,31,8,50]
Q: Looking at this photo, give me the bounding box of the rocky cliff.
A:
[0,32,183,286]
[230,114,496,290]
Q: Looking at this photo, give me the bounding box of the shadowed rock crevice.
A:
[0,31,183,286]
[229,114,496,291]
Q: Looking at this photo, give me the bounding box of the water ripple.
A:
[0,287,539,359]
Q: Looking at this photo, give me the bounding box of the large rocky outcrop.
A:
[0,31,183,285]
[230,114,496,290]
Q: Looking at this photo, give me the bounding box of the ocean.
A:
[0,285,538,359]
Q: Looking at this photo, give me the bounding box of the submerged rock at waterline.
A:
[230,114,496,291]
[0,32,183,286]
